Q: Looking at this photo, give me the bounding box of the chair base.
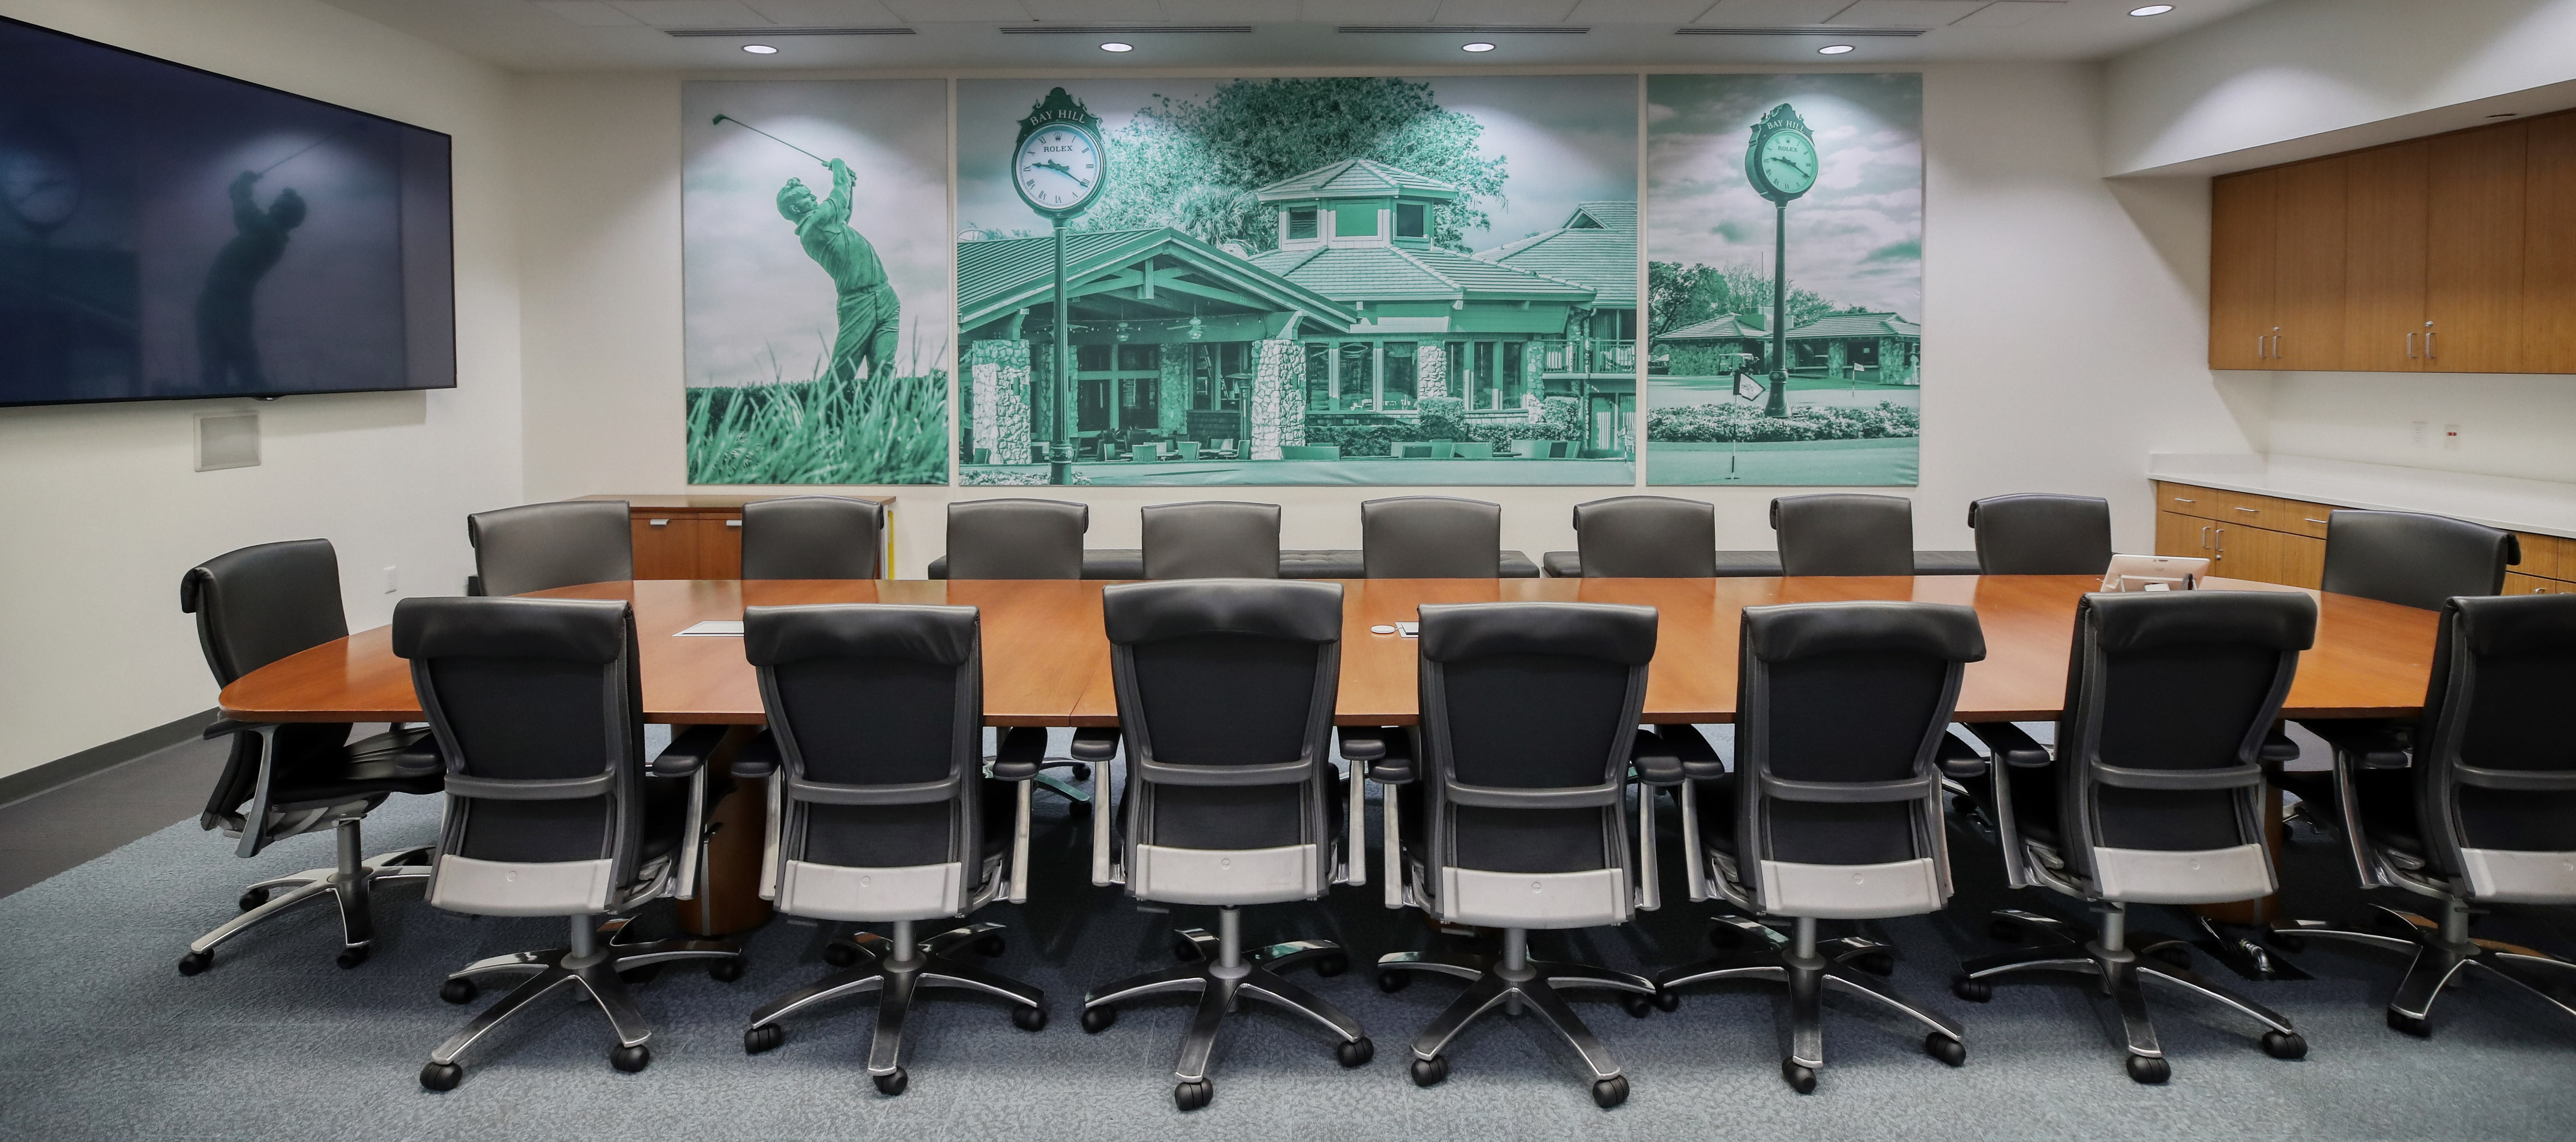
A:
[2189,913,2313,982]
[1083,909,1371,1111]
[743,920,1047,1095]
[1658,916,1963,1092]
[1954,907,2303,1083]
[420,915,741,1089]
[2275,901,2576,1037]
[1378,928,1655,1108]
[179,818,429,974]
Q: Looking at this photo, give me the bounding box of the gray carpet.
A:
[4,733,2575,1141]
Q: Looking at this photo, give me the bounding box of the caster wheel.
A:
[1951,975,1991,1003]
[1377,970,1411,993]
[239,888,270,911]
[2148,944,2193,970]
[2125,1054,2170,1084]
[620,963,663,985]
[1013,1005,1049,1032]
[1708,925,1744,951]
[1069,764,1092,783]
[2260,1030,2307,1060]
[1782,1061,1817,1095]
[2388,1010,2431,1038]
[1173,1080,1212,1111]
[1988,917,2026,944]
[1410,1055,1450,1087]
[337,945,369,970]
[1653,988,1681,1013]
[1851,951,1896,977]
[873,1068,908,1097]
[1315,952,1349,978]
[418,1061,462,1091]
[2269,932,2307,954]
[1925,1034,1966,1067]
[823,941,860,968]
[1081,1006,1117,1034]
[974,933,1006,958]
[178,951,213,977]
[1172,936,1205,962]
[610,1044,650,1073]
[439,978,478,1005]
[708,957,743,983]
[744,1024,785,1055]
[1336,1037,1374,1068]
[1621,992,1654,1019]
[1591,1075,1629,1108]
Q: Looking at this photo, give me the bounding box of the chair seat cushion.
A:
[2280,768,2424,855]
[268,725,444,809]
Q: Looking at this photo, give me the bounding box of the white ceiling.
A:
[316,0,2278,71]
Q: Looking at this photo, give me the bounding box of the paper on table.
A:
[676,620,743,636]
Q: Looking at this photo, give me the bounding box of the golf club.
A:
[712,113,828,168]
[256,120,366,177]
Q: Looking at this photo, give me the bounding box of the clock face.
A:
[1015,124,1102,217]
[1757,130,1818,198]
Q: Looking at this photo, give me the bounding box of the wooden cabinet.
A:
[2424,122,2526,373]
[2342,141,2431,372]
[580,494,895,581]
[2155,481,2576,595]
[2523,113,2576,372]
[2207,161,2347,370]
[2209,171,2276,370]
[2504,572,2565,596]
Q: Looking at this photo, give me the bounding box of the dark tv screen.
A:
[0,16,454,407]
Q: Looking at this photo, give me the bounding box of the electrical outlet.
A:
[2444,424,2462,451]
[2411,421,2429,447]
[383,566,400,594]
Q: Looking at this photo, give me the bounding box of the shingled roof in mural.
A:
[1786,312,1921,340]
[1248,244,1594,304]
[1252,158,1464,202]
[1475,201,1638,308]
[957,227,1355,333]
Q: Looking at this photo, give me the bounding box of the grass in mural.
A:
[686,369,948,485]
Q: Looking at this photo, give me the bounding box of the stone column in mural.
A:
[1247,338,1305,461]
[965,339,1031,465]
[1416,342,1448,400]
[1158,346,1193,435]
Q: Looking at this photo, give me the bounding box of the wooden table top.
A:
[218,575,2436,728]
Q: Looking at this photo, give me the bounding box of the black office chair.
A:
[732,603,1047,1095]
[947,498,1088,580]
[1951,590,2316,1083]
[2273,593,2576,1037]
[1652,601,1987,1093]
[393,596,743,1090]
[1362,496,1502,578]
[1142,501,1281,579]
[1772,494,1912,576]
[2320,510,2517,610]
[177,540,443,976]
[1969,494,2114,575]
[1572,495,1716,577]
[466,500,632,596]
[1367,601,1667,1109]
[1077,579,1373,1111]
[741,496,884,579]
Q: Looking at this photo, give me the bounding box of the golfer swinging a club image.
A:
[725,112,899,386]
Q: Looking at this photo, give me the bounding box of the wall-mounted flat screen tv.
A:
[0,16,454,407]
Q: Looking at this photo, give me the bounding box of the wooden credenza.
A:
[576,494,896,580]
[2151,481,2576,593]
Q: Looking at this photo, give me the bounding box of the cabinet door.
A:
[2426,122,2527,373]
[2343,140,2430,372]
[2524,113,2576,373]
[2207,523,2252,580]
[2156,510,2213,559]
[2156,482,2226,522]
[695,516,745,580]
[2504,572,2563,596]
[632,516,700,579]
[2272,158,2347,370]
[2209,170,2277,369]
[2271,531,2326,590]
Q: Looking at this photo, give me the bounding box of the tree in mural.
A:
[1077,77,1508,253]
[1648,259,1859,334]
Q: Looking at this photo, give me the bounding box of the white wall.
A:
[0,0,524,778]
[514,62,2252,574]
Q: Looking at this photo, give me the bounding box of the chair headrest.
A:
[744,603,978,667]
[2083,590,2317,654]
[1419,601,1658,666]
[1741,601,1986,664]
[392,596,630,663]
[1103,579,1342,645]
[2448,593,2576,658]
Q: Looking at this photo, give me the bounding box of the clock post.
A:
[1012,88,1107,485]
[1744,103,1815,419]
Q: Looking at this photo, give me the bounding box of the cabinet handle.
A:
[2215,528,2226,558]
[2235,507,2260,514]
[2256,335,2266,359]
[2201,525,2211,550]
[726,519,743,528]
[648,518,671,527]
[2426,330,2436,359]
[2304,518,2328,525]
[2272,334,2282,357]
[2407,331,2416,358]
[2172,497,2196,504]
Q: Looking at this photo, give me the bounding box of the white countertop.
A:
[2147,454,2576,540]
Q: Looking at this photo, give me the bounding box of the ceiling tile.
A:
[1023,0,1166,20]
[535,1,646,25]
[741,0,905,24]
[1948,0,2060,26]
[1298,0,1445,23]
[1433,0,1582,22]
[606,0,773,27]
[1825,0,1987,26]
[877,0,1036,19]
[1566,0,1718,23]
[1692,0,1848,26]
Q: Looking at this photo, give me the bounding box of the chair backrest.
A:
[1772,493,1913,576]
[2410,593,2576,902]
[392,596,648,917]
[741,496,884,579]
[1968,493,2113,576]
[1572,495,1715,577]
[2052,590,2315,905]
[1733,601,1985,919]
[1415,601,1655,928]
[1102,579,1341,904]
[1142,501,1281,579]
[467,500,634,597]
[2321,509,2517,610]
[1362,496,1501,578]
[745,603,988,920]
[947,498,1087,580]
[181,539,358,827]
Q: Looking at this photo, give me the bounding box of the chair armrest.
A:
[1363,728,1416,784]
[649,724,727,779]
[992,726,1046,781]
[1070,727,1120,762]
[1337,728,1387,763]
[2301,719,2412,770]
[393,734,444,777]
[1966,722,2051,769]
[728,732,780,781]
[1632,730,1684,786]
[201,718,273,740]
[1655,724,1728,781]
[1936,730,1987,779]
[2259,729,2302,764]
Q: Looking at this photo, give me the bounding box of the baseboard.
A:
[0,708,219,811]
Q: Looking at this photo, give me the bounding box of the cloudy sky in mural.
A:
[1647,73,1922,318]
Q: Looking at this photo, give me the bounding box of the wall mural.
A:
[1645,74,1923,486]
[953,76,1641,487]
[680,80,950,485]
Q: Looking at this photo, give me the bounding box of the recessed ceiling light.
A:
[1818,44,1855,55]
[742,43,777,54]
[1100,41,1134,52]
[2129,4,2175,14]
[1462,42,1496,52]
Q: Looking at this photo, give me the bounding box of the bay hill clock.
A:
[1744,103,1817,204]
[1014,88,1106,220]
